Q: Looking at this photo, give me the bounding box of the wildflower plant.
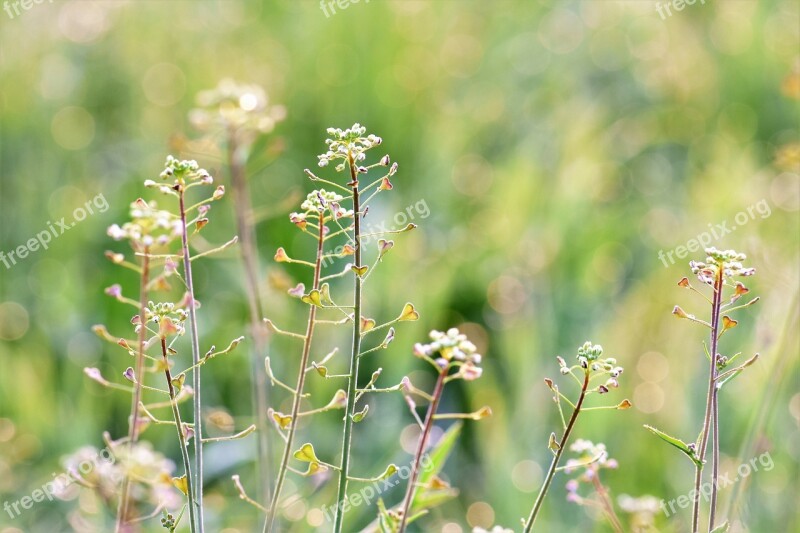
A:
[563,439,623,533]
[523,341,631,532]
[251,124,418,532]
[646,247,760,533]
[84,157,250,532]
[190,79,287,507]
[384,328,491,532]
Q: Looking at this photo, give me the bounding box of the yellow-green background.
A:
[0,0,798,531]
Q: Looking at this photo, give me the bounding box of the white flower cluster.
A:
[300,189,345,212]
[317,123,383,170]
[189,78,286,135]
[564,439,618,477]
[690,247,755,283]
[414,328,483,380]
[107,200,182,248]
[618,494,662,513]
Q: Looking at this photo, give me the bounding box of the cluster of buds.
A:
[189,78,286,137]
[689,247,755,284]
[107,199,182,250]
[559,341,625,395]
[56,442,181,511]
[413,328,483,381]
[317,123,387,171]
[144,301,189,340]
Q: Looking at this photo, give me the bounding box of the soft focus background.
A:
[1,0,798,532]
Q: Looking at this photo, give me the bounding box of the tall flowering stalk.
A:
[523,342,631,532]
[647,247,759,532]
[86,158,251,531]
[248,124,417,532]
[190,80,287,505]
[392,328,491,532]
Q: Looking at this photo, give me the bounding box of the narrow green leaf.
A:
[710,521,730,533]
[644,425,702,467]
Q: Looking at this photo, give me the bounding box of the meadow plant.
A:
[84,157,251,532]
[646,247,760,532]
[523,341,631,531]
[246,124,419,532]
[389,328,491,532]
[190,79,287,507]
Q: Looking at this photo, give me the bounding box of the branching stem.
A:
[524,371,590,532]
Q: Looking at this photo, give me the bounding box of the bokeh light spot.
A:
[634,382,664,414]
[0,302,29,341]
[51,106,95,150]
[142,63,186,107]
[466,501,495,529]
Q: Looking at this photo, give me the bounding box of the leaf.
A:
[274,247,289,262]
[271,411,292,430]
[721,315,738,332]
[351,265,368,277]
[352,404,369,423]
[300,462,327,476]
[716,353,760,390]
[301,289,323,307]
[319,283,332,304]
[378,239,394,260]
[398,302,420,321]
[412,423,461,512]
[710,521,730,533]
[171,373,185,392]
[548,432,560,452]
[644,425,702,467]
[293,443,320,463]
[172,475,189,495]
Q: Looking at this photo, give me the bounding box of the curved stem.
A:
[692,267,723,533]
[161,337,196,532]
[397,368,446,532]
[334,155,363,533]
[228,130,273,509]
[264,214,325,532]
[179,189,205,533]
[591,474,623,533]
[115,247,150,532]
[524,371,589,532]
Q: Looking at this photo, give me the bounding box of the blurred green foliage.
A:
[0,0,798,531]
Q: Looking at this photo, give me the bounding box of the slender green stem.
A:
[397,368,447,532]
[334,155,363,533]
[228,129,273,508]
[725,290,798,521]
[591,474,623,533]
[264,214,325,532]
[115,247,150,532]
[692,267,723,533]
[524,371,589,532]
[179,189,205,533]
[161,337,196,532]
